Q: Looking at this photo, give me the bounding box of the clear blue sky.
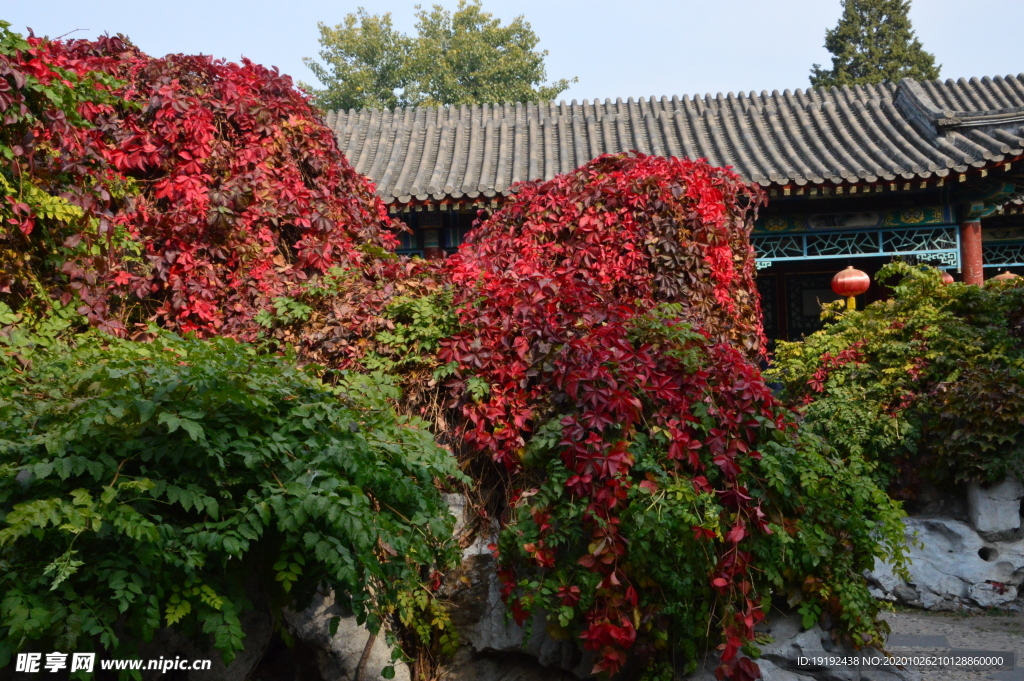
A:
[5,1,1023,102]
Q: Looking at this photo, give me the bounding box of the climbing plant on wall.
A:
[438,154,908,680]
[0,24,397,339]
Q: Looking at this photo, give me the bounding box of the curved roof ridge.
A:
[329,74,1024,122]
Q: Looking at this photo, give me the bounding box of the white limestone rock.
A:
[968,581,1018,608]
[451,553,591,678]
[967,475,1024,534]
[284,591,411,681]
[756,659,817,681]
[868,517,1024,610]
[439,494,593,680]
[752,613,919,681]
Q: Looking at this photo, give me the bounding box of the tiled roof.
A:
[323,75,1024,205]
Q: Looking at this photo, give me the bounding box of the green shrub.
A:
[768,262,1024,491]
[0,329,463,671]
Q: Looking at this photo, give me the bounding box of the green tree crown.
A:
[301,1,577,111]
[810,0,940,88]
[302,9,413,111]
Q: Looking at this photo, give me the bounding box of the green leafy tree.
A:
[303,10,414,111]
[404,1,575,106]
[810,0,940,88]
[302,1,576,111]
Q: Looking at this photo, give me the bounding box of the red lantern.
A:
[831,266,871,310]
[941,271,955,285]
[993,269,1019,281]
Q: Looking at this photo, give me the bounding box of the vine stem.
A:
[263,463,286,489]
[353,633,376,681]
[108,456,133,487]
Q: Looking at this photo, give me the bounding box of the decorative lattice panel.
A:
[983,242,1024,267]
[753,226,959,270]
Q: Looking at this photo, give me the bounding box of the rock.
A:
[284,590,410,681]
[210,606,275,681]
[438,495,592,680]
[968,582,1018,608]
[448,551,591,678]
[760,613,920,681]
[967,475,1024,534]
[869,565,902,596]
[139,588,273,681]
[891,584,919,605]
[903,481,967,521]
[726,613,921,681]
[867,517,1024,610]
[757,618,830,674]
[756,659,816,681]
[443,493,472,537]
[868,586,890,601]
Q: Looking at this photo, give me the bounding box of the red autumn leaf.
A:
[727,522,746,544]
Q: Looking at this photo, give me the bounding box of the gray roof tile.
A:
[324,75,1024,205]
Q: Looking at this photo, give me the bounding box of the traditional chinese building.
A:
[326,75,1024,340]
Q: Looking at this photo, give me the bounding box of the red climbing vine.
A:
[439,154,907,680]
[1,29,396,338]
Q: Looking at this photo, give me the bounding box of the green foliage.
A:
[404,1,576,106]
[300,265,364,299]
[769,262,1024,489]
[302,9,413,111]
[364,290,459,373]
[396,585,460,660]
[930,363,1024,484]
[809,0,940,88]
[254,297,314,329]
[0,299,88,384]
[0,328,464,671]
[302,0,576,110]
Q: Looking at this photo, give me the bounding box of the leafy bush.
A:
[438,154,907,680]
[0,330,462,670]
[768,262,1024,490]
[362,290,459,374]
[0,25,397,338]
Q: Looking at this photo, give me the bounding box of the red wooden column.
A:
[960,220,984,285]
[422,228,445,260]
